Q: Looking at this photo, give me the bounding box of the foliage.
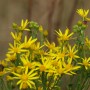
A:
[0,9,90,90]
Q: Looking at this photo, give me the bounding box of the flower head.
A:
[56,28,74,42]
[67,45,79,60]
[44,40,56,50]
[12,68,39,89]
[13,19,30,31]
[79,57,90,70]
[0,60,7,76]
[63,58,80,75]
[85,37,90,48]
[8,41,27,54]
[11,32,22,42]
[21,36,37,49]
[20,55,36,70]
[6,53,17,62]
[36,56,53,72]
[76,9,90,21]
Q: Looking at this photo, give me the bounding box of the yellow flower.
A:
[85,37,90,47]
[63,59,80,75]
[43,30,48,36]
[79,57,90,70]
[44,40,56,50]
[22,36,37,48]
[56,47,66,60]
[12,68,38,89]
[0,60,7,67]
[0,60,7,76]
[20,55,36,69]
[55,60,66,76]
[6,75,13,81]
[19,19,30,31]
[54,59,79,76]
[56,28,74,42]
[11,32,22,42]
[51,60,58,67]
[6,64,23,74]
[36,56,53,72]
[76,9,90,21]
[67,45,79,60]
[48,46,66,61]
[8,41,27,54]
[39,25,43,32]
[0,71,6,76]
[30,42,44,51]
[6,53,17,62]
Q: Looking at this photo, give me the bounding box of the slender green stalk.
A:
[41,72,46,90]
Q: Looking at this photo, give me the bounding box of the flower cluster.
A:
[0,9,90,90]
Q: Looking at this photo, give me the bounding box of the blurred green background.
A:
[0,0,90,60]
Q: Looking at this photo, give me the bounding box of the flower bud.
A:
[77,21,82,26]
[82,24,87,30]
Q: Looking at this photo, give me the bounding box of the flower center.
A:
[83,61,89,66]
[40,65,46,72]
[69,52,74,58]
[21,74,28,81]
[62,35,68,40]
[57,69,64,74]
[13,47,19,53]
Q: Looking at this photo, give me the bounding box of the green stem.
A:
[41,72,46,90]
[6,81,13,90]
[47,75,53,90]
[75,73,82,90]
[40,32,44,45]
[51,75,61,89]
[0,77,10,90]
[15,53,20,66]
[67,76,74,90]
[83,78,90,90]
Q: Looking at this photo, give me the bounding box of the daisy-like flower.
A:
[11,32,22,42]
[6,65,23,74]
[8,41,27,54]
[44,40,56,50]
[47,46,66,61]
[21,36,37,48]
[6,53,17,62]
[54,60,66,76]
[79,57,90,70]
[85,37,90,47]
[76,9,90,21]
[13,19,30,31]
[19,19,30,31]
[20,55,36,70]
[0,60,7,67]
[63,58,80,75]
[36,56,53,72]
[50,50,66,61]
[12,68,39,89]
[30,42,44,51]
[56,28,74,42]
[67,45,79,60]
[0,60,7,76]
